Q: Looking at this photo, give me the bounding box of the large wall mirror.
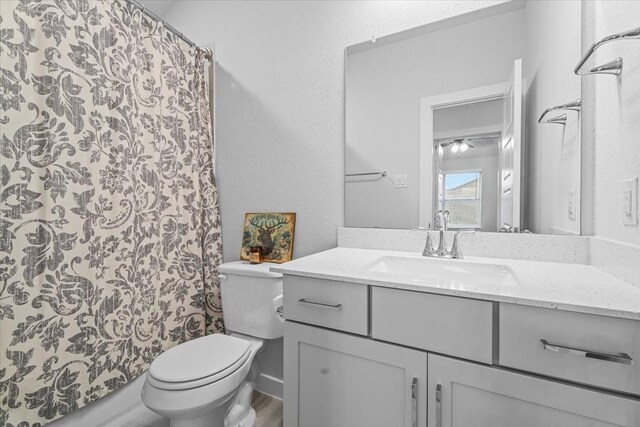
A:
[345,1,584,234]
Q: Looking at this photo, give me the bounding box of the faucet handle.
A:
[422,232,436,256]
[450,230,474,259]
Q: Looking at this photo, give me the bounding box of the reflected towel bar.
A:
[543,114,568,126]
[345,171,387,178]
[538,99,581,125]
[574,26,640,76]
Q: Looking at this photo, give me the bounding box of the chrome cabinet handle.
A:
[540,339,633,366]
[297,298,342,310]
[435,383,442,427]
[411,377,418,427]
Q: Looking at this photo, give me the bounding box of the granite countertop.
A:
[271,247,640,321]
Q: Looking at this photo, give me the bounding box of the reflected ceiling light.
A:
[441,138,478,157]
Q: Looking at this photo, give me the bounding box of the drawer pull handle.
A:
[411,377,418,427]
[435,383,442,427]
[540,339,633,366]
[297,298,343,310]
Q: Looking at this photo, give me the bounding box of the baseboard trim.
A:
[106,403,167,427]
[105,403,145,427]
[256,373,283,400]
[102,375,282,427]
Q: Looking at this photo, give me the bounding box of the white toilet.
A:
[141,261,283,427]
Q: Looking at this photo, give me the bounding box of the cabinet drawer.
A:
[499,303,640,395]
[283,276,368,335]
[372,287,494,364]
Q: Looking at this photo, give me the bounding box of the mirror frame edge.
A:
[580,0,595,236]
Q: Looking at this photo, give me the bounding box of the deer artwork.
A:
[248,216,290,256]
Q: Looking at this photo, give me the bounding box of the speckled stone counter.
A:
[272,247,640,320]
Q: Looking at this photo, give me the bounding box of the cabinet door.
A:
[428,354,640,427]
[284,321,427,427]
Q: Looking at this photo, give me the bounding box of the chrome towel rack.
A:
[574,26,640,76]
[345,171,387,178]
[538,99,581,125]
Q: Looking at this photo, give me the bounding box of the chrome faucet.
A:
[422,212,473,259]
[422,210,447,257]
[422,230,472,259]
[435,210,449,257]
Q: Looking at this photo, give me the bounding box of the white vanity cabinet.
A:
[282,273,640,427]
[428,354,640,427]
[284,321,427,427]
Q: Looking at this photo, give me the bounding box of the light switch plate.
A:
[622,177,638,226]
[393,174,407,188]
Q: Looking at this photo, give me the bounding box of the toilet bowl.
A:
[141,262,283,427]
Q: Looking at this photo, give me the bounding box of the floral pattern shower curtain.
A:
[0,1,224,425]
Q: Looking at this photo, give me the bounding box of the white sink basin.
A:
[364,256,520,290]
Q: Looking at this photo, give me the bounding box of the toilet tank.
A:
[218,261,283,339]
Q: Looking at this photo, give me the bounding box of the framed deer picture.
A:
[241,213,296,263]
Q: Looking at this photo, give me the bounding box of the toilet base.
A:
[226,407,256,427]
[224,357,260,427]
[167,370,258,427]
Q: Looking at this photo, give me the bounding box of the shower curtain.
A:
[0,1,224,425]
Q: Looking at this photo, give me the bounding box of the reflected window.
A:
[443,171,482,228]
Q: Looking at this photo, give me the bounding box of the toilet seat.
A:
[147,334,252,391]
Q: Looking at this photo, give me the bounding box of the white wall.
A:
[590,0,640,246]
[158,0,510,385]
[523,0,582,235]
[433,98,503,139]
[345,7,525,228]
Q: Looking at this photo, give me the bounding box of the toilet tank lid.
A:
[218,261,283,278]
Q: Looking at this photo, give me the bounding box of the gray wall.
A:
[158,0,511,384]
[525,0,640,242]
[433,99,503,139]
[524,0,582,235]
[590,0,640,245]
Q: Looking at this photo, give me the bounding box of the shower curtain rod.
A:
[125,0,212,60]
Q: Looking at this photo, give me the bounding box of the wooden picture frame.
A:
[241,212,296,263]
